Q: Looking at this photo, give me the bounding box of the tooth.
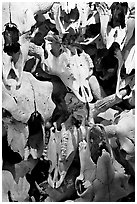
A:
[83,180,91,188]
[48,174,54,188]
[30,148,37,159]
[76,173,84,182]
[55,172,66,188]
[24,146,30,160]
[79,125,86,140]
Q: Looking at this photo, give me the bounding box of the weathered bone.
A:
[28,42,46,73]
[2,35,30,90]
[96,2,111,46]
[88,87,129,123]
[105,110,135,153]
[47,116,79,188]
[2,72,55,160]
[2,2,33,89]
[115,30,134,99]
[2,2,54,90]
[44,41,93,102]
[75,139,96,198]
[2,3,36,34]
[89,75,107,100]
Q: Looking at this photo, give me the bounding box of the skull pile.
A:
[2,2,135,202]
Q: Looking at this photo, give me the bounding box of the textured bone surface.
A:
[2,72,55,123]
[2,3,36,34]
[2,2,135,202]
[75,140,96,196]
[45,42,93,102]
[47,116,79,188]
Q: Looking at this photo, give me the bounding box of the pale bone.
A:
[75,139,96,197]
[114,7,135,98]
[89,75,107,100]
[24,146,39,160]
[2,35,30,90]
[2,3,36,34]
[65,87,129,126]
[2,2,54,89]
[116,30,135,99]
[54,3,83,37]
[123,4,135,47]
[2,3,33,89]
[104,111,135,172]
[60,2,76,14]
[2,2,54,34]
[124,45,135,75]
[47,117,79,188]
[88,88,128,124]
[95,2,111,46]
[54,5,69,37]
[2,72,55,160]
[44,41,93,103]
[28,42,46,73]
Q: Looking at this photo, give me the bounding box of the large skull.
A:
[47,115,79,188]
[75,124,134,201]
[2,2,36,89]
[45,40,94,103]
[2,72,55,160]
[2,2,54,90]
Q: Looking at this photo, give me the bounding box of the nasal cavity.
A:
[79,87,83,97]
[84,86,89,97]
[7,68,18,80]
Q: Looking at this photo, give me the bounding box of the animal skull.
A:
[2,2,36,89]
[47,116,79,188]
[2,72,55,160]
[45,40,94,103]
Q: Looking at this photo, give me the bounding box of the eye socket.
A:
[2,108,12,118]
[3,43,20,55]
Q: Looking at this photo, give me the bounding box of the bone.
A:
[89,75,107,100]
[30,148,38,159]
[55,172,66,188]
[2,52,13,89]
[35,181,46,195]
[55,6,68,37]
[28,42,45,73]
[123,9,135,47]
[96,3,111,46]
[48,173,55,188]
[115,50,124,99]
[116,30,135,98]
[76,140,95,183]
[32,2,55,16]
[89,87,129,122]
[2,32,30,90]
[24,146,30,161]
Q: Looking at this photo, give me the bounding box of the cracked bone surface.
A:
[47,117,79,188]
[88,87,129,122]
[44,40,94,103]
[75,140,96,195]
[2,2,54,90]
[2,3,33,89]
